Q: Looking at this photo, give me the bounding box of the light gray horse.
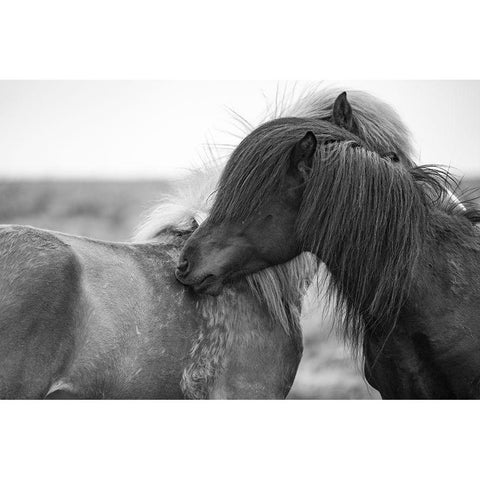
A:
[0,165,316,399]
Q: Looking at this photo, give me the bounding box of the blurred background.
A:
[1,81,479,399]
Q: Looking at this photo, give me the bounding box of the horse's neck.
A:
[409,209,480,306]
[316,198,480,346]
[182,288,302,399]
[149,233,303,399]
[163,259,305,399]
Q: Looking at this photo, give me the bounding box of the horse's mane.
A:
[211,116,480,352]
[133,164,317,337]
[208,84,420,223]
[136,85,418,233]
[134,163,221,241]
[303,143,480,349]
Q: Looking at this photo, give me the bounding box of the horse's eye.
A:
[386,152,400,163]
[191,218,199,229]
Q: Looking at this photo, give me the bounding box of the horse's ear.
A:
[332,92,355,132]
[290,131,317,179]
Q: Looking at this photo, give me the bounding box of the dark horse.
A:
[177,88,480,399]
[0,166,313,399]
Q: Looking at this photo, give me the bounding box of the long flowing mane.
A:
[203,86,480,354]
[208,84,418,222]
[304,144,479,345]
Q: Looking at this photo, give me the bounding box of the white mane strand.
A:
[133,163,222,241]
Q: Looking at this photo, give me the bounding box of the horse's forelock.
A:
[209,118,358,224]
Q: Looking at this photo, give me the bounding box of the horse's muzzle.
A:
[175,266,223,296]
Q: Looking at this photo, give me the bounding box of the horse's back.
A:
[0,225,80,398]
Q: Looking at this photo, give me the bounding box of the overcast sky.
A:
[0,81,479,180]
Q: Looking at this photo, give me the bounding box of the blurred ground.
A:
[1,178,478,399]
[289,288,380,399]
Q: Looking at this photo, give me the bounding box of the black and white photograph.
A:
[2,80,480,400]
[1,2,479,478]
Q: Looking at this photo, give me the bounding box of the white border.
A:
[1,401,479,479]
[1,2,479,478]
[0,0,479,79]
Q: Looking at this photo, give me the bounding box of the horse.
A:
[0,164,316,399]
[176,88,480,399]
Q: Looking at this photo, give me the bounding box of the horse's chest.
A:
[363,325,455,399]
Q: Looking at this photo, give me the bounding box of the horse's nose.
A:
[175,258,190,279]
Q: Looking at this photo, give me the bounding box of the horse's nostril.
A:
[177,259,189,274]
